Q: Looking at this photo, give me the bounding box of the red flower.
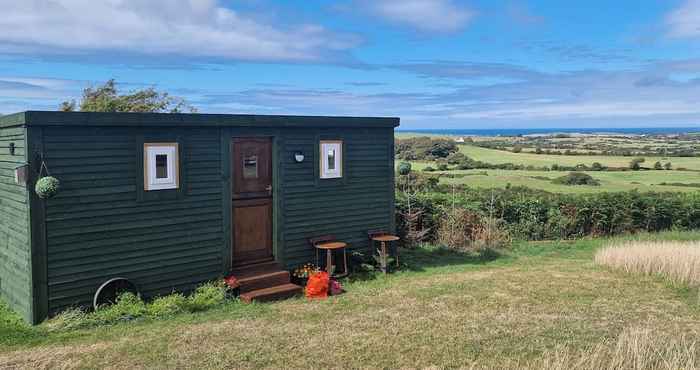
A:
[224,275,240,289]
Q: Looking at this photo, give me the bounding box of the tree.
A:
[653,161,663,170]
[60,79,197,113]
[629,157,645,170]
[664,162,673,170]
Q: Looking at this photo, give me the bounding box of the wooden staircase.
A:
[231,261,303,303]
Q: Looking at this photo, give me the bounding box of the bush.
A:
[629,157,645,170]
[552,172,600,186]
[46,281,232,331]
[187,282,227,312]
[423,166,436,172]
[93,292,147,323]
[395,187,700,242]
[147,293,188,318]
[395,137,458,160]
[398,162,412,175]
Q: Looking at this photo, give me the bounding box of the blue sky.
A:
[2,0,700,129]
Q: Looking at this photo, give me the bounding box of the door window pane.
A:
[155,154,168,179]
[243,155,258,179]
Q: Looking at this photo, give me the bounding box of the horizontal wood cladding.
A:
[279,128,394,268]
[41,126,224,314]
[0,126,32,322]
[31,122,395,317]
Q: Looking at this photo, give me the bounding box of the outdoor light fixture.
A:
[294,151,305,163]
[9,142,15,155]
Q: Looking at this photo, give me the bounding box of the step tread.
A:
[240,283,303,303]
[231,261,283,279]
[237,270,289,284]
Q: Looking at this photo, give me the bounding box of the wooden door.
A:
[232,137,273,265]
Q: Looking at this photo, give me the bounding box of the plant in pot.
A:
[291,263,319,286]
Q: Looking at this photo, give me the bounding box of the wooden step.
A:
[239,283,303,303]
[237,270,291,293]
[231,261,282,279]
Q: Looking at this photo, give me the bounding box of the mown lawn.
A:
[2,232,700,369]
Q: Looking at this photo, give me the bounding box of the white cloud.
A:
[360,0,475,33]
[665,0,700,39]
[0,0,360,62]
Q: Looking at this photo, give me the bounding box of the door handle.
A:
[265,184,272,194]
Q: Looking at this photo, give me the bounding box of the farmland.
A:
[397,133,700,194]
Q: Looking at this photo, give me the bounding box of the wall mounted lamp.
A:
[294,151,305,163]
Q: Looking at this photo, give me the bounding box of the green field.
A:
[410,162,700,193]
[2,232,700,369]
[457,144,700,170]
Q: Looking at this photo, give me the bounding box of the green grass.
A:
[409,159,700,193]
[458,144,700,170]
[436,168,700,193]
[2,231,700,369]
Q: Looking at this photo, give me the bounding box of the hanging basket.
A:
[35,176,61,199]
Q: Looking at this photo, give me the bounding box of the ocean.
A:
[397,127,700,136]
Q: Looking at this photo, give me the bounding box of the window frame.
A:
[319,140,343,179]
[144,143,180,191]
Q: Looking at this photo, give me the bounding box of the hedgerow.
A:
[396,185,700,242]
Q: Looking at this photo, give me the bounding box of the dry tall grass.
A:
[594,240,700,287]
[520,327,699,370]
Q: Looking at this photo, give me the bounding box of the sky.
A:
[2,1,700,129]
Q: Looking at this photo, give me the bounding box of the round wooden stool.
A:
[314,241,349,277]
[370,234,400,274]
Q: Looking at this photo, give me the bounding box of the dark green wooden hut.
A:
[0,111,399,324]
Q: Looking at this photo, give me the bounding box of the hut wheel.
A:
[93,277,138,309]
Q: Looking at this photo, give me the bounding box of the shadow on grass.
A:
[400,245,503,273]
[344,245,504,283]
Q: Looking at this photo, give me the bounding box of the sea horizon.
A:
[396,127,700,136]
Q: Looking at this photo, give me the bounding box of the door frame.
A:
[226,134,280,270]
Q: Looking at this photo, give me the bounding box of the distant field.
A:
[457,145,700,171]
[408,161,700,193]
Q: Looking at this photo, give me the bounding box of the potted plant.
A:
[291,263,319,286]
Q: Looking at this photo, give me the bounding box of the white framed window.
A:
[320,140,343,179]
[144,143,179,191]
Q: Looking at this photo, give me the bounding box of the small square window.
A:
[243,155,258,179]
[144,143,179,191]
[320,140,342,179]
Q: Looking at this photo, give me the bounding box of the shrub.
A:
[423,166,436,172]
[396,187,700,242]
[187,282,227,312]
[629,157,645,170]
[93,292,147,323]
[147,293,188,318]
[397,162,412,175]
[395,137,458,160]
[436,208,481,250]
[552,172,600,186]
[46,281,232,331]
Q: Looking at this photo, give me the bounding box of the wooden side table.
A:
[370,234,400,274]
[314,241,349,277]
